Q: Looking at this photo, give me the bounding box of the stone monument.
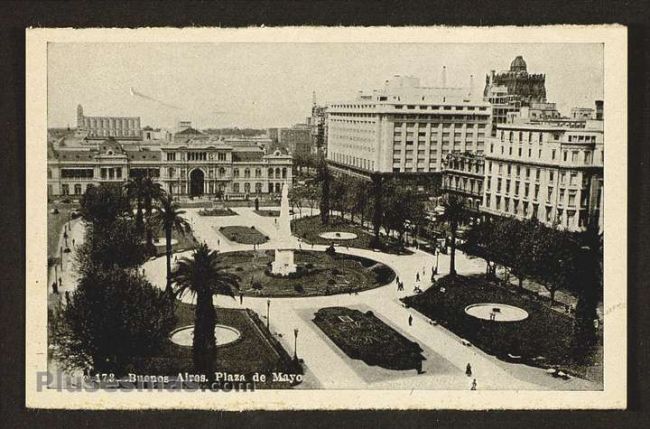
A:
[271,181,297,276]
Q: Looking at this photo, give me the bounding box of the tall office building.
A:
[326,75,492,178]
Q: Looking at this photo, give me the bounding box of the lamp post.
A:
[293,328,299,361]
[434,248,440,275]
[266,299,271,330]
[60,246,64,272]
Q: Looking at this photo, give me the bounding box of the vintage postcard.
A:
[25,26,627,410]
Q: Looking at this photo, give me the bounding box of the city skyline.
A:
[48,43,603,130]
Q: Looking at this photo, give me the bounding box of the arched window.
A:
[255,183,262,193]
[275,183,281,193]
[219,167,226,177]
[268,183,273,193]
[255,168,262,178]
[233,168,240,178]
[244,183,251,193]
[244,168,251,178]
[282,167,287,179]
[233,183,240,193]
[275,167,280,178]
[268,167,274,178]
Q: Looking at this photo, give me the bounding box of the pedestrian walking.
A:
[471,379,477,390]
[396,275,400,284]
[72,238,75,247]
[240,292,243,305]
[65,290,70,305]
[51,281,58,295]
[466,363,472,377]
[58,277,62,288]
[416,360,423,374]
[416,272,420,282]
[408,314,413,326]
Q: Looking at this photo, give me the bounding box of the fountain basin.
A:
[319,232,358,240]
[465,303,529,322]
[169,324,241,347]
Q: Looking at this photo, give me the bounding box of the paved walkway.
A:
[142,207,599,391]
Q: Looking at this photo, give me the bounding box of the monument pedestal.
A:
[271,249,297,276]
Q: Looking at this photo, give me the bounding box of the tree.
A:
[173,244,240,378]
[505,218,540,290]
[316,153,330,225]
[51,267,177,375]
[124,177,145,234]
[141,176,164,252]
[304,182,321,216]
[572,218,603,358]
[79,183,129,230]
[289,185,304,217]
[77,217,146,273]
[439,194,470,276]
[152,194,192,294]
[464,219,499,277]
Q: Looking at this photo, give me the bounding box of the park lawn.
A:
[220,250,395,297]
[313,307,425,371]
[291,215,413,255]
[133,302,300,389]
[198,208,237,216]
[220,226,269,245]
[254,209,280,217]
[403,275,602,380]
[150,227,198,257]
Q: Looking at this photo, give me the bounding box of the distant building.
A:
[279,125,312,157]
[310,100,328,155]
[267,128,280,143]
[570,107,596,120]
[76,104,141,139]
[49,108,292,199]
[441,152,485,213]
[481,101,604,232]
[483,56,547,133]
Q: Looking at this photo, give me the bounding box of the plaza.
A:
[48,200,601,391]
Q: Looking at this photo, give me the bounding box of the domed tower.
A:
[510,56,527,73]
[76,104,84,129]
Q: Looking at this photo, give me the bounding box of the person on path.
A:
[416,272,420,282]
[72,238,75,247]
[65,290,70,305]
[408,314,413,326]
[471,379,477,390]
[58,277,62,288]
[239,292,243,305]
[396,275,400,284]
[466,363,472,377]
[416,360,423,374]
[51,281,58,295]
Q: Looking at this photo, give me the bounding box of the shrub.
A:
[252,280,263,290]
[294,284,305,293]
[332,268,341,276]
[305,263,314,269]
[235,267,244,272]
[327,279,336,285]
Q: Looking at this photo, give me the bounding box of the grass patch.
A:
[313,307,424,370]
[130,302,300,389]
[221,250,395,297]
[198,208,237,216]
[403,275,602,380]
[220,226,269,245]
[291,215,412,255]
[254,209,280,217]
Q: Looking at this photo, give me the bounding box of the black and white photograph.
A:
[24,26,627,410]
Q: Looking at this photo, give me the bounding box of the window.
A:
[547,187,553,201]
[552,149,556,160]
[218,152,227,161]
[169,167,175,178]
[167,152,176,161]
[233,183,240,193]
[244,168,251,178]
[549,171,555,182]
[255,168,262,178]
[233,168,240,178]
[61,184,69,195]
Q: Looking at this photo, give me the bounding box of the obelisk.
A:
[271,181,297,276]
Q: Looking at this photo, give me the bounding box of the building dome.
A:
[510,56,527,73]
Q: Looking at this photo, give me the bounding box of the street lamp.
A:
[266,299,271,330]
[60,246,64,272]
[434,248,440,275]
[293,328,299,361]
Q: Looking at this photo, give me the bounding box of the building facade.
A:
[77,104,142,139]
[480,111,604,232]
[441,152,485,213]
[48,128,292,199]
[326,75,492,176]
[279,125,312,157]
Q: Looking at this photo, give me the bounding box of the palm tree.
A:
[124,177,144,234]
[439,194,469,276]
[173,244,240,377]
[141,176,163,251]
[152,194,191,294]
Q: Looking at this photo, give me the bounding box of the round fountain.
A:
[169,324,241,347]
[465,303,529,322]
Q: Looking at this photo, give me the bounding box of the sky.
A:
[48,43,603,129]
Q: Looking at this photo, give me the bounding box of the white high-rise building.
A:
[326,75,492,175]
